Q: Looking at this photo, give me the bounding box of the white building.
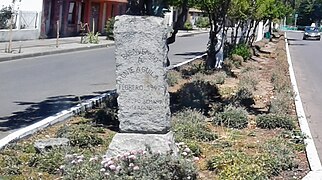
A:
[0,0,43,42]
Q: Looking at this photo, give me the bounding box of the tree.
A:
[0,6,12,29]
[194,0,232,69]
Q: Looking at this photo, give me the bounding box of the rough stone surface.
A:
[34,138,69,151]
[114,15,170,133]
[106,132,178,157]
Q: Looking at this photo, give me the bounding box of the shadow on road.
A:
[0,90,114,131]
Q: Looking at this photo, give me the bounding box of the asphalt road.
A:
[287,31,322,162]
[0,33,209,138]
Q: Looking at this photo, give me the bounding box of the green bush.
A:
[238,70,258,91]
[167,70,182,86]
[231,44,251,61]
[269,91,293,115]
[207,151,270,179]
[105,17,115,40]
[29,148,65,174]
[263,138,298,174]
[256,114,295,130]
[195,17,210,28]
[184,20,193,30]
[63,150,198,180]
[56,124,104,148]
[213,105,248,129]
[0,6,12,29]
[174,80,220,113]
[82,31,100,44]
[171,109,218,142]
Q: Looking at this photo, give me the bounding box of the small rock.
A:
[34,138,69,152]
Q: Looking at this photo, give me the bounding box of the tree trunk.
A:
[166,0,188,45]
[245,20,254,44]
[250,21,259,45]
[234,21,241,45]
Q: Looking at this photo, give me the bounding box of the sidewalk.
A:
[0,29,208,62]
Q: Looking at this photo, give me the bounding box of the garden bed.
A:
[0,35,310,179]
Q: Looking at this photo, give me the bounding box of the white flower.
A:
[109,165,116,171]
[133,166,140,171]
[129,163,134,167]
[59,165,65,169]
[77,155,84,159]
[65,154,73,159]
[183,148,191,153]
[128,155,136,160]
[123,152,130,157]
[116,165,122,172]
[178,142,185,146]
[71,160,77,164]
[107,160,114,166]
[181,152,188,156]
[77,159,83,163]
[104,172,110,176]
[193,157,200,161]
[100,168,106,172]
[130,150,137,155]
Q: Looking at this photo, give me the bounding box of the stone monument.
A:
[106,15,177,157]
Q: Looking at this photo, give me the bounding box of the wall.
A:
[0,29,40,42]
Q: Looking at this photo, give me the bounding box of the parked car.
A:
[303,27,321,40]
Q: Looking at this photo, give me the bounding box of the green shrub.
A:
[105,17,115,40]
[231,44,251,61]
[0,6,12,29]
[172,109,218,142]
[184,20,193,30]
[213,105,248,129]
[174,80,220,113]
[238,70,258,91]
[180,61,206,78]
[56,124,104,148]
[167,70,182,86]
[263,138,298,174]
[29,148,65,174]
[256,114,295,130]
[63,150,197,180]
[207,151,270,179]
[269,91,293,115]
[191,71,227,85]
[195,17,210,28]
[82,31,100,44]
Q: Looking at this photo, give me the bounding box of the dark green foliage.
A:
[56,124,104,148]
[91,95,119,128]
[195,17,210,28]
[0,6,12,29]
[231,43,251,61]
[105,17,115,40]
[172,109,218,143]
[172,80,220,114]
[256,114,295,130]
[213,105,248,129]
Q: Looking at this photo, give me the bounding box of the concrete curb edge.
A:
[0,43,114,63]
[0,90,116,150]
[284,32,322,179]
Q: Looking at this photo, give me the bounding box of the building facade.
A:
[41,0,127,38]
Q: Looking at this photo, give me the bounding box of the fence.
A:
[0,10,41,42]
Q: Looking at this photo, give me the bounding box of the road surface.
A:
[0,33,209,138]
[287,31,322,163]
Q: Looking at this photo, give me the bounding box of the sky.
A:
[0,0,43,12]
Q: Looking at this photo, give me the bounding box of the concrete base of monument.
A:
[106,131,178,157]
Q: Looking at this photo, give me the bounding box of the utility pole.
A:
[56,20,59,48]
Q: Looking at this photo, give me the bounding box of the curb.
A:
[284,32,322,179]
[177,31,208,37]
[0,54,202,149]
[0,43,114,63]
[0,90,116,150]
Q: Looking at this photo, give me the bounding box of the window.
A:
[68,2,76,24]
